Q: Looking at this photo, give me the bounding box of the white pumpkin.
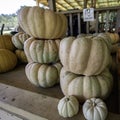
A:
[83,98,108,120]
[57,95,79,118]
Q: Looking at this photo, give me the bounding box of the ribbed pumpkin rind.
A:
[0,49,17,73]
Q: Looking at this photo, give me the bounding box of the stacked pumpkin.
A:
[58,33,114,118]
[17,6,68,88]
[12,32,30,64]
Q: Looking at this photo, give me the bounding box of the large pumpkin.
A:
[24,37,60,63]
[0,49,17,73]
[0,34,15,51]
[59,35,111,76]
[18,6,67,39]
[12,32,30,49]
[25,62,62,88]
[60,67,113,102]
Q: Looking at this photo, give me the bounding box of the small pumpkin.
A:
[18,6,67,39]
[0,34,15,51]
[57,95,79,118]
[15,49,28,63]
[24,37,60,63]
[0,24,15,51]
[59,35,111,76]
[25,62,62,88]
[106,32,120,44]
[60,67,113,102]
[0,49,17,73]
[12,32,30,49]
[83,98,108,120]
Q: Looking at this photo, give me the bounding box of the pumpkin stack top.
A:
[17,6,68,39]
[59,34,112,76]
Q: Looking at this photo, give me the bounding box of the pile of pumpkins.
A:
[17,6,67,88]
[0,24,17,73]
[17,3,120,120]
[12,31,30,64]
[0,23,31,73]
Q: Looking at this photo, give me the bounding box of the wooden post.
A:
[115,9,120,32]
[77,13,81,34]
[95,11,99,33]
[48,0,56,11]
[69,14,73,36]
[84,0,87,8]
[105,10,109,32]
[91,0,93,7]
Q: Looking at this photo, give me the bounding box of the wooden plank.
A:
[0,108,25,120]
[60,6,120,14]
[0,83,120,120]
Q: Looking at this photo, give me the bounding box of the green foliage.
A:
[0,14,18,31]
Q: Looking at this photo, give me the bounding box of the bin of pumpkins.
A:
[17,0,68,88]
[57,33,116,119]
[0,24,17,73]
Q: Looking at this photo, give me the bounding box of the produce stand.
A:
[0,64,119,120]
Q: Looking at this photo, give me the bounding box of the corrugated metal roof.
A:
[36,0,120,11]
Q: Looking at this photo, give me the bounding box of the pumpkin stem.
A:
[36,0,40,6]
[92,102,96,107]
[65,98,70,102]
[0,24,4,35]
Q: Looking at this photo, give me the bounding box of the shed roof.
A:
[37,0,120,11]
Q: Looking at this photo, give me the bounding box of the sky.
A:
[0,0,36,14]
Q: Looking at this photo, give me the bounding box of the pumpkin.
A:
[57,95,79,118]
[15,49,28,63]
[12,32,30,49]
[24,37,60,63]
[18,6,67,39]
[25,62,62,88]
[0,49,17,73]
[59,35,111,76]
[60,67,113,102]
[106,32,120,44]
[0,34,15,51]
[83,98,108,120]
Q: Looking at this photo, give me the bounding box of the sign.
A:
[83,8,94,22]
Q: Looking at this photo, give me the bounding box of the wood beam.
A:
[48,0,56,11]
[84,0,88,8]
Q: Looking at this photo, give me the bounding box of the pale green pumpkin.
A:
[58,95,79,118]
[24,37,60,63]
[25,62,62,88]
[12,32,30,49]
[60,67,113,102]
